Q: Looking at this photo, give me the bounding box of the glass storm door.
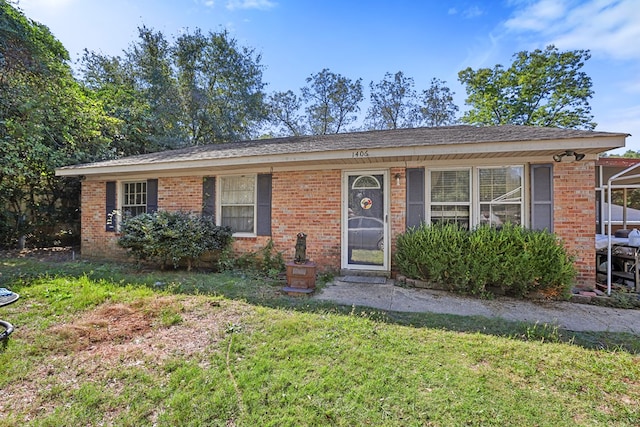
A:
[344,172,388,270]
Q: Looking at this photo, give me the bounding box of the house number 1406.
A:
[352,150,369,158]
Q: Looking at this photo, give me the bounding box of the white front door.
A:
[342,171,389,271]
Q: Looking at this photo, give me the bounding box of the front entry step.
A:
[339,269,390,279]
[339,275,387,284]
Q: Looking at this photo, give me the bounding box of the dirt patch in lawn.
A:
[2,295,252,421]
[0,246,79,263]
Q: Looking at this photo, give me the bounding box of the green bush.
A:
[395,223,576,298]
[219,239,285,279]
[118,211,233,270]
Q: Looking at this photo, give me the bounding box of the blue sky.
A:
[17,0,640,153]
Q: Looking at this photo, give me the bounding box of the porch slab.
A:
[339,276,387,284]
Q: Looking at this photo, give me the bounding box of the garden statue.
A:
[294,232,307,264]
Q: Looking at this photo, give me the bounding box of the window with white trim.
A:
[220,175,256,234]
[478,166,523,227]
[427,165,524,229]
[429,169,471,228]
[122,181,147,217]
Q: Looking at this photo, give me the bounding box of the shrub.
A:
[218,239,285,279]
[118,211,233,270]
[395,223,576,298]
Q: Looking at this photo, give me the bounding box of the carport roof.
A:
[56,125,628,177]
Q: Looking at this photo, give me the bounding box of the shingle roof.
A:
[56,125,628,175]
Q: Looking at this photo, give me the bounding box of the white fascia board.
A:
[55,135,625,177]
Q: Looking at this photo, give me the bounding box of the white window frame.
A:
[217,174,257,236]
[121,180,147,218]
[426,165,526,228]
[476,165,525,228]
[426,167,472,228]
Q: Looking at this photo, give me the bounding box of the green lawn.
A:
[1,258,639,426]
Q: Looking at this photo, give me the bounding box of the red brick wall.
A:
[80,164,597,287]
[80,180,120,258]
[158,176,203,212]
[553,160,595,288]
[268,170,342,269]
[80,177,204,260]
[390,167,407,257]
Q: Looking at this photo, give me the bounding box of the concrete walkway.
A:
[313,277,640,334]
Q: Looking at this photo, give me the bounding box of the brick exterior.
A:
[81,180,119,259]
[269,170,342,269]
[389,167,407,256]
[553,160,596,288]
[80,177,204,260]
[80,163,597,286]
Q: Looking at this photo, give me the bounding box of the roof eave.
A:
[55,134,626,177]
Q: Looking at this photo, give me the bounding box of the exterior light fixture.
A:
[395,173,402,186]
[553,150,585,162]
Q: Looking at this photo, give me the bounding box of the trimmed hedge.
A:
[118,211,233,270]
[395,223,576,298]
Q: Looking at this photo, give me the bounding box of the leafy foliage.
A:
[80,26,267,152]
[365,71,419,130]
[266,90,306,136]
[0,2,113,248]
[458,45,595,129]
[419,78,459,126]
[220,239,285,279]
[173,28,267,144]
[301,68,364,134]
[117,211,233,270]
[395,223,576,298]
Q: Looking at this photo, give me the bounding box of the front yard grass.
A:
[0,258,639,426]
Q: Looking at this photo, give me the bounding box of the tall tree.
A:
[80,50,155,156]
[81,26,267,148]
[365,71,419,130]
[419,78,459,127]
[266,90,306,136]
[458,45,595,129]
[173,28,267,144]
[1,1,112,247]
[127,26,184,149]
[301,69,363,134]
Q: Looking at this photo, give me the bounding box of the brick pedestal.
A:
[283,261,317,295]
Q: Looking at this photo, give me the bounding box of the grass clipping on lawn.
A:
[2,294,251,424]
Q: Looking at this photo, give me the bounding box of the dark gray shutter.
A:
[105,181,116,232]
[202,176,216,218]
[406,168,425,229]
[146,179,158,214]
[531,164,553,231]
[256,174,272,236]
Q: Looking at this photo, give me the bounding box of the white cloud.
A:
[504,0,566,31]
[225,0,277,11]
[504,0,640,60]
[463,6,484,18]
[447,5,484,19]
[597,104,640,151]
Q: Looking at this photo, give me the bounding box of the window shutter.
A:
[531,164,553,231]
[147,179,158,214]
[256,174,272,236]
[202,176,216,218]
[406,168,425,229]
[105,181,117,232]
